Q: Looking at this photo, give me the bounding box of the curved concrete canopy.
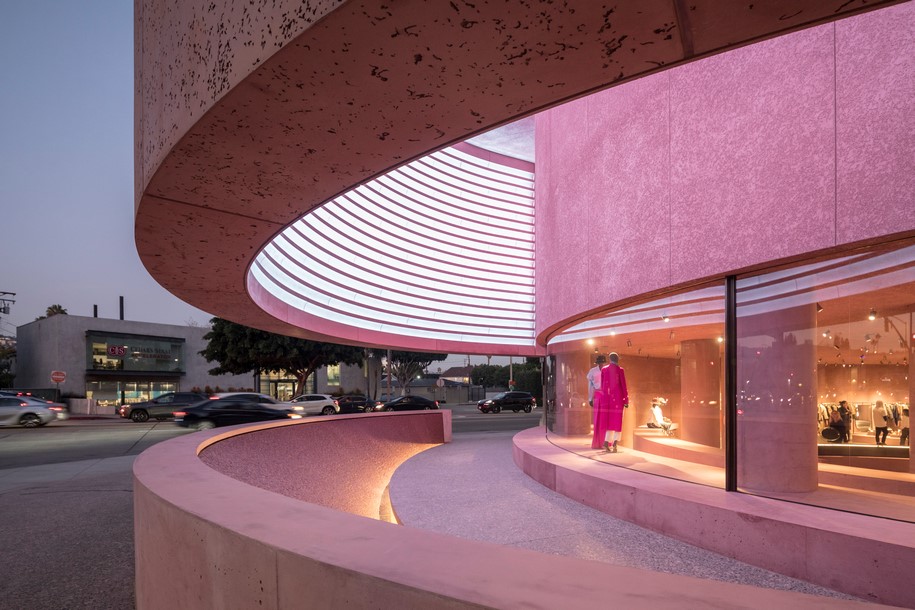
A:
[136,0,904,353]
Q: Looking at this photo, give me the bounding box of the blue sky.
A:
[0,1,211,334]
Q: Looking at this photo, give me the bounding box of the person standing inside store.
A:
[900,407,910,446]
[599,352,629,453]
[828,409,847,443]
[837,400,852,443]
[873,400,889,446]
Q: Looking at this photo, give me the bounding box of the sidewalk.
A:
[389,430,863,602]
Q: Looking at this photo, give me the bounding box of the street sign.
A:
[436,378,445,388]
[50,370,67,383]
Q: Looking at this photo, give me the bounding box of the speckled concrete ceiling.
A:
[135,0,905,352]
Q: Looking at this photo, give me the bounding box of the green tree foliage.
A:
[35,304,68,320]
[470,364,508,391]
[0,345,15,388]
[388,350,448,395]
[200,318,365,396]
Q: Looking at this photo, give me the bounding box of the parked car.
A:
[16,396,69,420]
[376,395,439,411]
[477,391,537,414]
[289,394,339,415]
[0,396,58,427]
[335,394,378,414]
[173,397,302,431]
[122,391,209,422]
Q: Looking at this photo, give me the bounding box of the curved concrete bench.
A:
[134,412,884,609]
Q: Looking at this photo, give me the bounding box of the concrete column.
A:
[680,339,723,448]
[737,303,818,492]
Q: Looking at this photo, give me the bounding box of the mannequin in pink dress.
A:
[598,352,629,452]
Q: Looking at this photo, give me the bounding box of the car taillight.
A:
[49,407,63,412]
[532,398,537,404]
[334,400,339,406]
[173,411,186,417]
[435,401,439,407]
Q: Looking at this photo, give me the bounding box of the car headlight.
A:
[288,414,303,419]
[290,405,304,411]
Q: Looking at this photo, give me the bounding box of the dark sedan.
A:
[376,395,439,411]
[173,397,302,431]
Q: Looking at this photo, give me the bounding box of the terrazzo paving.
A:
[389,430,863,601]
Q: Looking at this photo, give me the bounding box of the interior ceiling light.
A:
[661,314,670,323]
[816,303,823,313]
[822,329,830,337]
[868,308,877,321]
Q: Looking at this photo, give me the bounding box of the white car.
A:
[208,392,305,414]
[0,396,59,427]
[289,394,339,416]
[16,396,69,420]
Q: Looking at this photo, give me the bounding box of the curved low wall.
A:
[135,412,886,609]
[514,427,915,608]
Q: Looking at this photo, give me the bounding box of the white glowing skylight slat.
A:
[444,146,534,179]
[252,262,536,343]
[391,166,534,220]
[264,239,535,320]
[321,199,533,276]
[257,253,534,331]
[358,181,534,248]
[277,228,535,301]
[295,215,533,290]
[420,154,535,199]
[432,148,536,189]
[411,156,535,203]
[250,143,537,347]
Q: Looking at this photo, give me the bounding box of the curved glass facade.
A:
[546,239,914,522]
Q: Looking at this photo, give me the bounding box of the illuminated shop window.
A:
[546,284,727,489]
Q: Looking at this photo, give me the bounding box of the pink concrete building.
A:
[134,0,914,607]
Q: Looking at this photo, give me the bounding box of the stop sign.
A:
[50,370,67,383]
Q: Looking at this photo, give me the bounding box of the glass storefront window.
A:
[86,381,178,407]
[547,283,726,488]
[736,241,913,521]
[86,332,185,373]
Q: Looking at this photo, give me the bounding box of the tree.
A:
[387,350,448,395]
[35,304,68,320]
[0,345,14,388]
[200,318,365,396]
[470,364,507,393]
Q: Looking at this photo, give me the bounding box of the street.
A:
[0,403,540,610]
[0,403,541,469]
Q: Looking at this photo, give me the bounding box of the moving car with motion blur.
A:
[121,391,209,422]
[335,394,379,414]
[0,396,60,427]
[375,395,439,411]
[477,391,536,414]
[173,396,302,431]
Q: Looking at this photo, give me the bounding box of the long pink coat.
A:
[591,363,629,448]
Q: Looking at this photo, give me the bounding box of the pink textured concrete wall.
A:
[535,3,915,339]
[198,412,447,518]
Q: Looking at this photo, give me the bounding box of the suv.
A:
[289,394,339,416]
[477,391,536,414]
[122,392,208,422]
[335,394,378,414]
